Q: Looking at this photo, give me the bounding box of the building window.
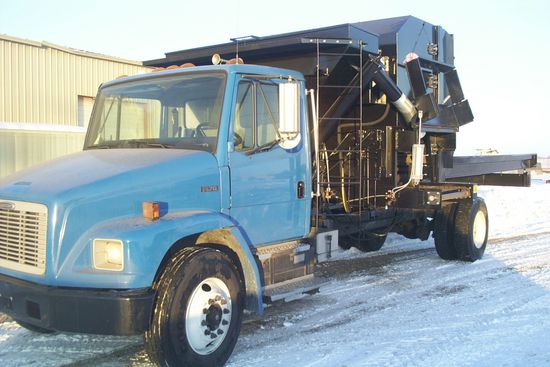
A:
[78,95,95,128]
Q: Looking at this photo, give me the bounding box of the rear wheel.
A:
[433,203,458,260]
[454,197,488,262]
[145,247,244,367]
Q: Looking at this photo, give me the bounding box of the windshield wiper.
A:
[127,140,175,149]
[86,144,113,150]
[246,139,280,156]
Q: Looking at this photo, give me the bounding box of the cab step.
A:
[262,275,328,303]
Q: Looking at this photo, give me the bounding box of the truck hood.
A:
[0,149,222,283]
[0,149,215,200]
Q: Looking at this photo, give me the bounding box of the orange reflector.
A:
[143,202,160,221]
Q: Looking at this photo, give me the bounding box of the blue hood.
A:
[0,149,217,200]
[0,149,222,282]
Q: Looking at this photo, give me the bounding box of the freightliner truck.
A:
[0,16,536,366]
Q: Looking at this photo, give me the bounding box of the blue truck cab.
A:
[0,64,313,365]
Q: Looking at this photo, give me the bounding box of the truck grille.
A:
[0,200,47,275]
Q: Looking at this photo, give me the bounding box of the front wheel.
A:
[145,247,244,367]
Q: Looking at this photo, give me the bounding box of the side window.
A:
[256,83,278,146]
[235,82,254,150]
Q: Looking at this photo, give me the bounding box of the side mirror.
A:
[278,82,301,149]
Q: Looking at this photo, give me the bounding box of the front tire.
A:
[145,247,244,367]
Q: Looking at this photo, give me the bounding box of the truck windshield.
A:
[84,72,226,153]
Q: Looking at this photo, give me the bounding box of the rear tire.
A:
[433,203,458,260]
[454,197,488,262]
[145,247,244,367]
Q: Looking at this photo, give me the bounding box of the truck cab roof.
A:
[104,64,306,89]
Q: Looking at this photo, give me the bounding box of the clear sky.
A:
[1,0,549,156]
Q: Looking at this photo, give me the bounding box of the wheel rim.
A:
[185,277,232,355]
[472,210,487,249]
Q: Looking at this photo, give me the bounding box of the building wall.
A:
[540,157,550,172]
[0,129,84,175]
[0,34,151,178]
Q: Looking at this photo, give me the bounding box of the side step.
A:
[262,275,329,303]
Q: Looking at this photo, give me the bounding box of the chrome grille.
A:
[0,200,47,275]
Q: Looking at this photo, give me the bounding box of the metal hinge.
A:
[427,42,438,56]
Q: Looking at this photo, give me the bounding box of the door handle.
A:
[297,181,305,199]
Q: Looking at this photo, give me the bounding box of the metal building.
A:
[0,34,151,178]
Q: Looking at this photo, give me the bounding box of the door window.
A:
[234,81,254,150]
[256,83,278,146]
[234,81,280,151]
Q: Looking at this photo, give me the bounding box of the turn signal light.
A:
[143,201,160,221]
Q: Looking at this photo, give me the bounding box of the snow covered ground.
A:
[1,176,549,366]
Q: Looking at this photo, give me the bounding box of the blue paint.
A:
[0,64,312,314]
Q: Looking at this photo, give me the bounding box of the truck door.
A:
[228,78,310,245]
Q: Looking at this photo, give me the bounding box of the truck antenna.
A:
[230,35,260,62]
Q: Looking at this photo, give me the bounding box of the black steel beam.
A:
[443,154,537,180]
[450,173,532,187]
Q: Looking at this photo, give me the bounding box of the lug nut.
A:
[215,295,221,301]
[217,329,224,335]
[201,320,207,326]
[222,320,229,326]
[203,308,208,314]
[208,299,215,305]
[210,333,217,339]
[223,308,230,314]
[220,299,227,305]
[204,329,210,335]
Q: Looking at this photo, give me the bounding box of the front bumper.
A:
[0,273,155,335]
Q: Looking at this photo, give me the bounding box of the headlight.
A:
[93,239,124,271]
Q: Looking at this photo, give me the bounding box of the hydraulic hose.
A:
[336,103,390,213]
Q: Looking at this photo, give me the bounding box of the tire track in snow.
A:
[1,231,549,366]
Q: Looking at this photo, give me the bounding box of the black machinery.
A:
[146,16,537,251]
